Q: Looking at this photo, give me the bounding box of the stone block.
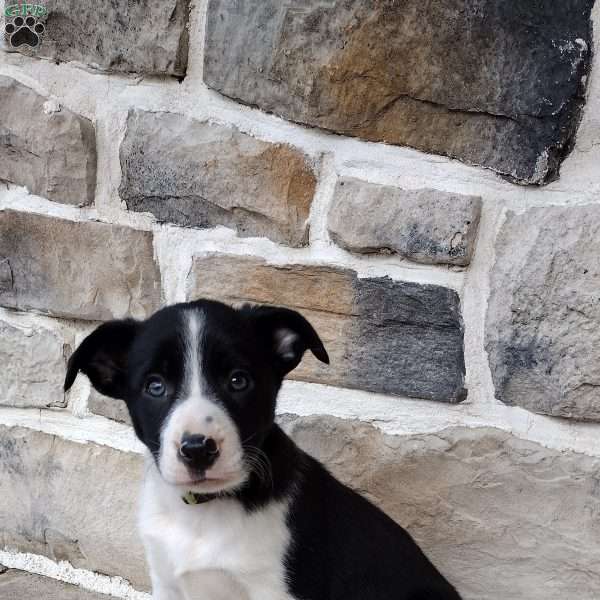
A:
[328,177,481,265]
[0,426,149,590]
[486,205,600,420]
[119,111,317,247]
[5,0,190,76]
[0,76,96,206]
[0,210,161,321]
[204,0,594,184]
[0,319,67,408]
[188,254,466,402]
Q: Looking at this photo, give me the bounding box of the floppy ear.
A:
[245,305,329,376]
[64,319,140,400]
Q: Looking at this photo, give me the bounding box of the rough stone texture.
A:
[0,319,67,409]
[486,205,600,421]
[0,568,108,599]
[88,391,132,425]
[119,111,317,247]
[0,76,96,206]
[2,419,599,600]
[0,427,149,590]
[327,177,482,265]
[0,210,161,321]
[188,254,466,402]
[281,416,600,600]
[19,0,190,76]
[204,0,594,185]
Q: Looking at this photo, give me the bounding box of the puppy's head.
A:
[64,300,328,494]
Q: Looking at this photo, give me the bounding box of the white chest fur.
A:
[138,458,295,600]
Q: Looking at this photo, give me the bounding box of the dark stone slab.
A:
[188,254,466,402]
[0,76,96,206]
[351,278,466,402]
[204,0,594,184]
[7,0,190,76]
[119,110,317,247]
[486,204,600,421]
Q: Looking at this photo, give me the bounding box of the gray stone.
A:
[0,568,108,599]
[119,111,317,247]
[204,0,594,185]
[0,76,96,206]
[0,426,149,590]
[188,254,466,402]
[486,205,600,421]
[88,391,132,425]
[327,177,481,265]
[281,415,600,600]
[0,319,67,409]
[0,210,161,321]
[5,0,190,76]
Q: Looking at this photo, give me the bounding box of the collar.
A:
[182,490,237,505]
[182,491,220,505]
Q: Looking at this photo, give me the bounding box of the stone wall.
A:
[1,1,600,598]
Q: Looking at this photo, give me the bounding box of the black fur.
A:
[65,299,461,599]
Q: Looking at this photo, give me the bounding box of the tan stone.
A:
[0,210,161,321]
[0,319,67,408]
[193,254,354,385]
[188,254,355,314]
[0,426,149,590]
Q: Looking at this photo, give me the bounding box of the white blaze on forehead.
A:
[185,309,205,399]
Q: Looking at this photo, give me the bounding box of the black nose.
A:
[179,434,220,470]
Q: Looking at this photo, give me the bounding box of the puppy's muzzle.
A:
[179,434,220,471]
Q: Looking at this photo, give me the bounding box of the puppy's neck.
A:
[144,424,303,513]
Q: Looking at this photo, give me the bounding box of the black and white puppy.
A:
[65,299,461,600]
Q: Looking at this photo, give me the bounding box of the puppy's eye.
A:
[228,370,251,393]
[145,375,166,398]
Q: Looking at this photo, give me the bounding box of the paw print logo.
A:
[5,15,45,48]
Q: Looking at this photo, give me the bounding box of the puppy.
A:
[65,300,461,600]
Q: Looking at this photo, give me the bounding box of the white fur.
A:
[139,457,295,600]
